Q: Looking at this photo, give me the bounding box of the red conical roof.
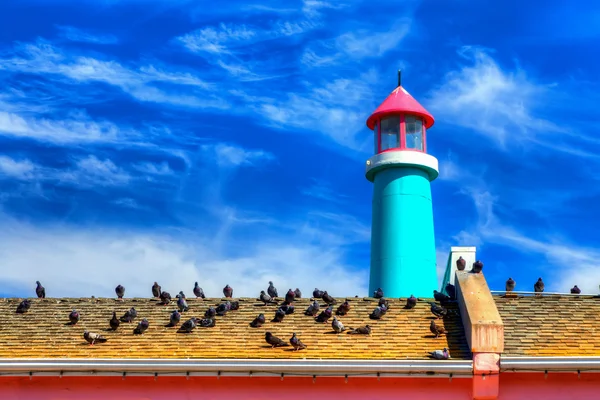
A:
[366,85,434,130]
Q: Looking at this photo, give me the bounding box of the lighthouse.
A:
[365,73,439,298]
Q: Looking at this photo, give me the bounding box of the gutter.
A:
[501,357,600,372]
[0,358,473,377]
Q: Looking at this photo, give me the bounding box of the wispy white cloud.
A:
[132,161,174,176]
[301,178,349,203]
[56,25,118,45]
[202,143,275,167]
[0,157,37,180]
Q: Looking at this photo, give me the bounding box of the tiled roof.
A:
[495,295,600,357]
[0,297,470,360]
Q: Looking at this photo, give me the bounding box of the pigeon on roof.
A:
[193,282,205,299]
[68,309,80,325]
[430,320,446,338]
[265,332,288,348]
[160,291,172,305]
[290,333,307,351]
[259,291,276,305]
[373,288,384,299]
[250,313,266,328]
[428,348,450,360]
[176,294,189,313]
[506,277,516,292]
[223,285,233,298]
[278,303,294,315]
[271,308,286,323]
[109,311,120,330]
[204,307,216,319]
[445,283,456,300]
[378,298,389,309]
[230,301,240,311]
[120,307,137,323]
[405,295,417,309]
[336,301,351,316]
[133,318,149,334]
[322,291,336,305]
[429,303,448,319]
[198,318,215,328]
[471,260,484,274]
[115,285,125,300]
[305,300,320,316]
[347,325,371,335]
[178,291,186,299]
[434,290,451,303]
[267,281,278,298]
[285,289,295,304]
[178,317,198,333]
[152,282,161,298]
[456,256,466,271]
[216,301,231,316]
[315,305,333,323]
[35,281,45,299]
[534,278,545,295]
[83,330,108,345]
[571,285,581,294]
[313,288,324,298]
[370,304,387,320]
[294,288,302,298]
[332,316,345,333]
[168,310,181,327]
[16,299,31,314]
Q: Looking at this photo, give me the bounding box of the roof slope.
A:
[0,297,470,360]
[495,295,600,356]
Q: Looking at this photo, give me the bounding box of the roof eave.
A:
[501,356,600,371]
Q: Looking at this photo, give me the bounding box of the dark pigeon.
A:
[429,302,448,319]
[471,260,484,274]
[378,298,389,309]
[434,290,451,303]
[336,301,351,316]
[250,313,266,328]
[445,283,456,300]
[272,308,286,322]
[109,311,120,330]
[178,317,198,333]
[230,301,240,311]
[204,307,216,319]
[305,300,320,316]
[429,348,450,360]
[168,310,181,327]
[178,291,186,299]
[571,285,581,294]
[69,309,80,325]
[405,295,417,309]
[430,320,446,338]
[267,281,278,298]
[176,294,189,312]
[216,301,231,316]
[347,325,372,335]
[83,330,107,345]
[198,318,216,328]
[294,288,302,299]
[223,285,233,298]
[115,284,125,300]
[456,256,466,271]
[312,288,324,299]
[265,332,288,348]
[373,288,384,299]
[193,282,205,299]
[534,278,545,295]
[16,299,31,314]
[278,303,295,315]
[120,307,137,323]
[315,306,333,323]
[35,281,45,299]
[290,333,307,351]
[133,318,149,334]
[332,316,345,333]
[506,277,516,292]
[369,304,387,320]
[259,291,276,305]
[321,291,336,305]
[160,291,172,305]
[152,282,161,298]
[285,289,295,304]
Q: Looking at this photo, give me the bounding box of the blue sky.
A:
[1,0,599,298]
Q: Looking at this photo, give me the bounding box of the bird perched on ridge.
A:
[506,277,516,293]
[434,290,451,303]
[198,318,215,328]
[109,311,120,330]
[115,284,125,300]
[134,318,149,334]
[315,306,333,323]
[35,281,45,298]
[16,299,31,314]
[305,300,320,316]
[265,332,288,348]
[272,308,286,323]
[456,256,466,271]
[83,330,107,345]
[405,295,417,309]
[176,294,189,312]
[285,289,295,304]
[430,320,446,338]
[178,318,198,333]
[471,260,484,274]
[204,307,216,319]
[370,304,388,320]
[250,313,266,328]
[259,291,276,305]
[193,282,205,299]
[294,288,302,299]
[322,291,336,305]
[178,291,186,299]
[278,303,294,315]
[152,282,161,298]
[429,302,448,319]
[290,333,307,351]
[445,283,456,300]
[347,325,371,335]
[534,278,545,296]
[216,301,231,316]
[223,285,233,298]
[230,301,240,311]
[571,285,581,294]
[336,301,351,316]
[160,291,172,305]
[373,288,384,298]
[120,307,137,323]
[168,310,181,327]
[332,316,345,333]
[378,298,389,309]
[69,309,80,325]
[313,288,324,298]
[267,281,278,298]
[429,348,450,360]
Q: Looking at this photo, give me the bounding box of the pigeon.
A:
[315,306,333,323]
[266,281,278,298]
[198,318,215,328]
[347,325,371,335]
[16,299,31,314]
[176,294,189,312]
[305,300,320,316]
[506,277,516,292]
[83,330,108,345]
[216,301,231,316]
[160,291,172,305]
[571,285,581,294]
[133,318,149,334]
[168,310,181,327]
[445,283,456,300]
[456,256,466,271]
[429,303,448,319]
[534,278,545,295]
[373,288,384,299]
[294,288,302,299]
[115,284,125,300]
[332,316,345,333]
[312,288,324,299]
[336,301,351,316]
[430,320,446,338]
[69,309,80,325]
[471,260,484,273]
[152,282,161,298]
[109,311,120,330]
[259,291,276,305]
[370,304,387,320]
[193,282,205,299]
[321,291,336,305]
[285,289,296,304]
[223,285,233,298]
[35,281,45,298]
[250,313,266,328]
[178,318,198,333]
[204,307,216,319]
[290,333,307,351]
[278,303,295,315]
[272,308,286,323]
[120,307,137,323]
[405,295,417,309]
[378,298,389,309]
[230,301,240,311]
[429,348,450,360]
[178,291,186,299]
[265,332,288,348]
[434,290,451,303]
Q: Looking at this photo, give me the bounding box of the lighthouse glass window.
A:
[380,116,400,151]
[405,116,423,151]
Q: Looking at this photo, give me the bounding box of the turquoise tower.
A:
[365,75,439,298]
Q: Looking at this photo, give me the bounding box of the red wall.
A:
[0,376,472,400]
[499,372,600,400]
